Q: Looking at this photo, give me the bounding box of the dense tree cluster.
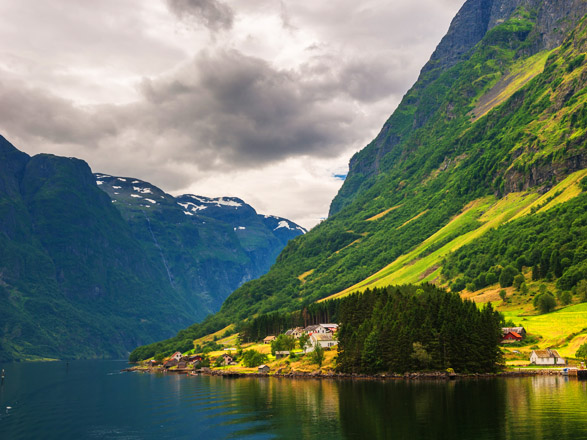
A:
[336,285,503,374]
[238,301,338,343]
[443,193,587,293]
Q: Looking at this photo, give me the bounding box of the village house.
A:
[320,323,339,333]
[502,327,526,338]
[275,351,290,359]
[220,353,233,366]
[501,331,523,343]
[285,327,305,339]
[304,324,329,335]
[188,355,203,366]
[163,359,178,369]
[169,351,183,362]
[258,365,270,374]
[177,361,187,369]
[304,333,338,353]
[264,335,277,344]
[530,349,566,365]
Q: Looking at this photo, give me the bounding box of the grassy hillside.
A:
[131,4,587,361]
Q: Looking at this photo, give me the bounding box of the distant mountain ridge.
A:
[0,136,304,361]
[95,173,305,313]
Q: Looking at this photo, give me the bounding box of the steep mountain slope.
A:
[96,174,305,312]
[131,0,587,358]
[0,137,304,361]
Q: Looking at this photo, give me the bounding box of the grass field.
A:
[321,169,587,302]
[500,303,587,358]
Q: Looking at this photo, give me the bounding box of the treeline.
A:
[238,300,339,342]
[129,300,339,362]
[336,284,503,374]
[443,191,587,293]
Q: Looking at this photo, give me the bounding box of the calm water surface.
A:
[0,361,586,439]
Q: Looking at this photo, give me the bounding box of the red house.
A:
[501,331,523,343]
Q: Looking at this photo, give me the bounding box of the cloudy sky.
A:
[0,0,465,228]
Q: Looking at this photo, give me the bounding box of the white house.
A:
[304,333,338,353]
[530,349,566,365]
[304,324,329,335]
[320,323,339,333]
[169,351,183,362]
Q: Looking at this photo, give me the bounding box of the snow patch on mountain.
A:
[130,194,142,198]
[96,181,103,185]
[133,186,153,194]
[117,178,127,182]
[234,226,246,230]
[144,198,157,204]
[178,202,207,213]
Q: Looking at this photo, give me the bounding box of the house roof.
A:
[533,349,563,359]
[275,351,290,355]
[264,335,276,341]
[258,364,269,369]
[510,332,522,338]
[312,333,334,341]
[320,323,338,329]
[502,327,525,334]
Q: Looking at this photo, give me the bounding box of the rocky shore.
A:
[124,365,567,381]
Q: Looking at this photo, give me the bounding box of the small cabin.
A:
[264,336,277,344]
[258,364,270,374]
[530,349,566,365]
[305,333,338,353]
[501,327,526,339]
[501,331,523,343]
[220,354,233,366]
[275,351,290,359]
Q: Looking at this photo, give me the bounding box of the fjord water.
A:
[1,361,586,439]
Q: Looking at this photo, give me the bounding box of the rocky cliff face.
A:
[331,0,587,215]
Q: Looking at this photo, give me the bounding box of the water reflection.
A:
[0,362,586,440]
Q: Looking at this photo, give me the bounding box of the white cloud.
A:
[0,0,465,229]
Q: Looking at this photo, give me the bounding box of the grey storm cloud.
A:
[166,0,234,31]
[0,47,399,179]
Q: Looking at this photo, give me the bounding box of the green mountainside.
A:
[132,0,587,359]
[0,137,304,361]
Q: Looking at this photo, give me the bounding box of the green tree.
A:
[270,334,296,355]
[499,290,507,302]
[499,266,518,288]
[411,342,432,369]
[576,343,587,362]
[299,333,310,351]
[533,292,556,314]
[513,274,525,290]
[577,280,587,302]
[560,291,572,306]
[241,350,268,367]
[310,343,325,367]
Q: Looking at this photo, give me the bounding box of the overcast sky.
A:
[0,0,465,228]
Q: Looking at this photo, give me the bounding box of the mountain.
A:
[0,137,304,361]
[132,0,587,358]
[95,174,305,313]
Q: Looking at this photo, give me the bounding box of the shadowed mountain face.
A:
[0,136,304,361]
[95,174,305,313]
[130,0,587,360]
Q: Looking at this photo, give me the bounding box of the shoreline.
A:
[123,366,578,381]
